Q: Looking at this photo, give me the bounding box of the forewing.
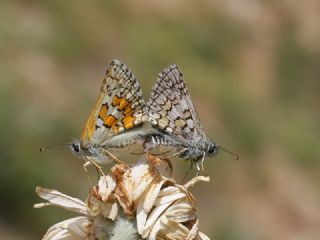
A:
[82,59,145,144]
[147,65,205,141]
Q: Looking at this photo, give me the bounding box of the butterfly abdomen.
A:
[144,134,174,150]
[151,135,168,146]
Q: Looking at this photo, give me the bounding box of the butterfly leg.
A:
[95,166,101,181]
[129,148,172,156]
[195,152,206,177]
[166,147,188,177]
[147,145,183,175]
[148,153,174,175]
[147,149,173,157]
[200,152,206,171]
[172,147,188,158]
[83,161,93,186]
[102,149,131,172]
[85,156,106,176]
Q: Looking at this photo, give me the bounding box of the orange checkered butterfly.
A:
[47,59,146,174]
[145,65,238,173]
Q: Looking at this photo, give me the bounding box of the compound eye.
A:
[72,143,80,153]
[208,145,216,154]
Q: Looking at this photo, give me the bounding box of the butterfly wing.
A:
[82,59,145,146]
[147,65,206,142]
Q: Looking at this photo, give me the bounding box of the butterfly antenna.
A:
[40,143,70,152]
[219,146,239,160]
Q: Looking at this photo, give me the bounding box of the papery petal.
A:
[131,165,156,201]
[150,218,186,240]
[98,176,115,201]
[86,188,118,221]
[136,179,164,235]
[147,218,163,240]
[165,200,196,223]
[35,187,88,215]
[142,202,172,237]
[136,201,148,235]
[157,218,197,240]
[184,176,210,189]
[136,180,165,235]
[43,216,90,240]
[197,231,210,240]
[99,202,118,220]
[157,186,181,198]
[139,174,207,240]
[143,180,165,212]
[186,218,199,240]
[155,191,186,206]
[144,199,198,239]
[113,162,161,215]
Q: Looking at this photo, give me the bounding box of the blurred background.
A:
[1,1,319,239]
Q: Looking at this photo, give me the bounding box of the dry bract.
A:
[35,158,210,240]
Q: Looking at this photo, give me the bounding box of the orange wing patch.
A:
[103,115,118,128]
[97,103,118,128]
[123,114,135,129]
[94,95,138,133]
[111,95,138,130]
[98,104,108,119]
[112,96,129,111]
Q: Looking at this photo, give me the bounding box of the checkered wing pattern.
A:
[147,65,206,142]
[82,59,145,145]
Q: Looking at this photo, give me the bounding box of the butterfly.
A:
[69,59,146,174]
[144,64,223,172]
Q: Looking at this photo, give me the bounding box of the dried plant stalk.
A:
[35,156,210,240]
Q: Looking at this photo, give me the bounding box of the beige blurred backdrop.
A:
[0,1,319,239]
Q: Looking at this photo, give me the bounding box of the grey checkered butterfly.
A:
[144,64,238,172]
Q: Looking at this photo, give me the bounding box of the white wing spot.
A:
[96,118,104,127]
[187,119,194,129]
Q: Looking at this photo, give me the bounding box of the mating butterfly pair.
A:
[70,59,221,174]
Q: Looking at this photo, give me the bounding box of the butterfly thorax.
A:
[180,138,219,161]
[70,139,109,164]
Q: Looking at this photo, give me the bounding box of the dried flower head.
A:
[35,157,210,240]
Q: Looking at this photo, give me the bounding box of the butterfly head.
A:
[69,138,84,158]
[206,139,220,156]
[69,138,109,164]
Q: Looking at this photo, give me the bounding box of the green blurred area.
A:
[0,1,319,239]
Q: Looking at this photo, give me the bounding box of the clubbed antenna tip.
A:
[220,146,239,160]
